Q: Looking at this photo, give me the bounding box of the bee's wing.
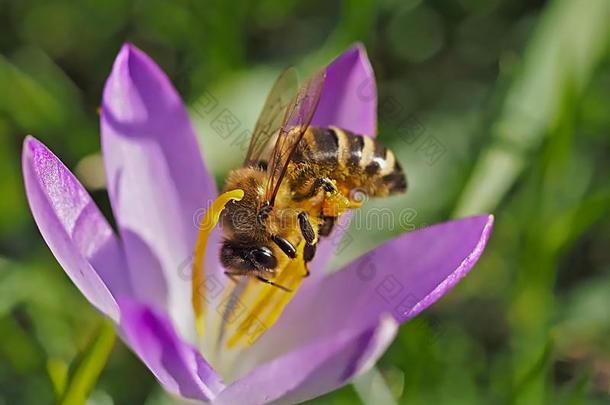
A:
[265,69,325,206]
[243,68,299,166]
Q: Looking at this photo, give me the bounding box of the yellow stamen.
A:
[226,242,307,348]
[192,189,244,337]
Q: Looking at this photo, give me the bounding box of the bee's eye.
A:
[251,247,277,269]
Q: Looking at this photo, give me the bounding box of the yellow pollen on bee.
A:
[323,191,352,216]
[192,189,244,337]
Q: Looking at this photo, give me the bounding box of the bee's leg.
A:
[302,243,317,277]
[297,212,316,244]
[293,177,336,201]
[318,215,336,237]
[299,178,352,217]
[271,235,297,259]
[255,276,293,292]
[297,211,318,278]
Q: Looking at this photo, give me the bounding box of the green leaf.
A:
[47,358,69,397]
[58,320,115,405]
[453,0,610,216]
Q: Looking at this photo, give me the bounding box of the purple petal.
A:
[252,215,493,363]
[22,136,130,321]
[312,43,377,136]
[100,43,217,333]
[214,315,397,405]
[118,298,225,401]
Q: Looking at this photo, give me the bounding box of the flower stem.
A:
[58,319,115,405]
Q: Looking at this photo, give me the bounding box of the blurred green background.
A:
[1,0,609,403]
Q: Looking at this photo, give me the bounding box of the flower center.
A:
[192,189,307,374]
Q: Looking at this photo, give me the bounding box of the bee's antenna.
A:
[255,276,292,292]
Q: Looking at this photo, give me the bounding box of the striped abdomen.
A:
[289,127,407,198]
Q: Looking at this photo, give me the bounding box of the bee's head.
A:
[220,240,277,273]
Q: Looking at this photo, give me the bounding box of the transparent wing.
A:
[243,68,299,166]
[265,69,326,206]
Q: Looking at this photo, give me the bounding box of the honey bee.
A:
[219,68,406,290]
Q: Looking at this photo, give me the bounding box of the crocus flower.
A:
[22,43,494,404]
